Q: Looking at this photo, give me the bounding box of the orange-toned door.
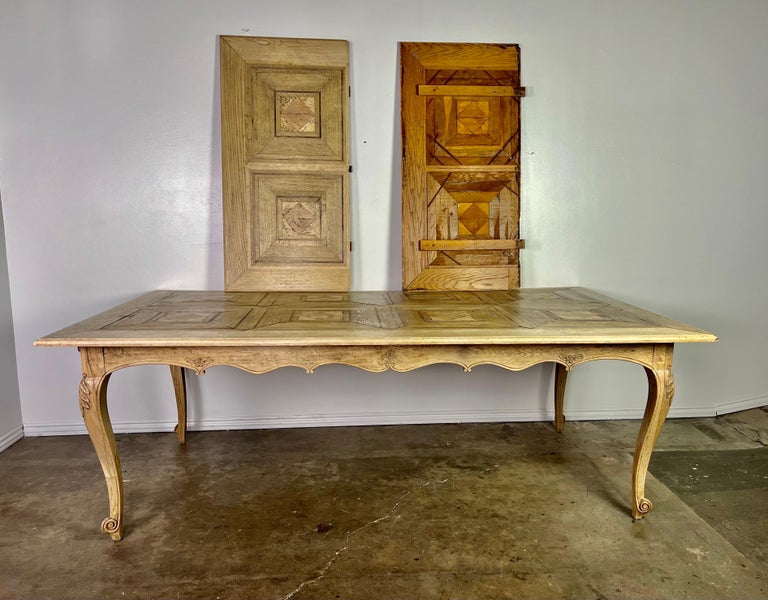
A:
[401,42,525,290]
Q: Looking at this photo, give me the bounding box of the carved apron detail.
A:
[188,358,212,374]
[664,370,675,407]
[559,354,584,371]
[378,348,397,370]
[78,374,95,416]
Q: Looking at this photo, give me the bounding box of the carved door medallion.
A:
[400,42,525,290]
[221,36,350,291]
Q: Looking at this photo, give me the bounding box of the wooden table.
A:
[35,287,717,540]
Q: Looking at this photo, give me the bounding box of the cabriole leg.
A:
[554,363,568,433]
[170,365,187,444]
[79,347,123,540]
[632,346,675,519]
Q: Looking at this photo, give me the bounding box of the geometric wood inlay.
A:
[401,42,524,290]
[279,198,322,240]
[252,173,343,264]
[34,286,717,541]
[221,36,350,291]
[456,100,490,135]
[29,288,716,344]
[276,92,320,137]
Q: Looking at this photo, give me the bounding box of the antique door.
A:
[400,42,525,290]
[220,36,350,291]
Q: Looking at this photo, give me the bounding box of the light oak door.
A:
[221,36,350,291]
[401,42,525,291]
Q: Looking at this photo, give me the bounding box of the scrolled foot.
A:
[632,497,654,520]
[101,516,123,541]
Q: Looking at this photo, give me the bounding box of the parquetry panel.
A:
[249,68,343,159]
[106,308,253,330]
[401,42,525,291]
[276,92,320,137]
[251,173,344,263]
[221,36,350,292]
[38,288,716,351]
[91,288,678,339]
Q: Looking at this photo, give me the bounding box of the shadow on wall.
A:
[0,186,24,450]
[207,35,224,289]
[388,47,403,289]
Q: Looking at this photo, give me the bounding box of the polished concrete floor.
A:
[0,408,766,599]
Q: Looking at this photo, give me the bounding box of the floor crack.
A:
[281,478,449,600]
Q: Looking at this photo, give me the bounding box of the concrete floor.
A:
[0,408,766,600]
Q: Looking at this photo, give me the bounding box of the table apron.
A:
[84,343,673,376]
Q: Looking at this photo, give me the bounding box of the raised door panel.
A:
[401,42,524,291]
[221,36,350,291]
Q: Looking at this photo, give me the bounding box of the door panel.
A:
[221,36,350,291]
[401,42,525,290]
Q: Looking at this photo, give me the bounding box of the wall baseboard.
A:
[715,395,768,416]
[0,426,24,452]
[21,404,719,437]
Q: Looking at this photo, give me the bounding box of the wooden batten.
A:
[419,239,525,251]
[418,85,526,97]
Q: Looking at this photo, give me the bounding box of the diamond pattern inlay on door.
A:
[221,36,350,291]
[456,100,490,135]
[279,198,322,240]
[401,42,524,290]
[276,92,320,137]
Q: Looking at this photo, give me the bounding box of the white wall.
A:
[0,192,23,450]
[1,0,766,436]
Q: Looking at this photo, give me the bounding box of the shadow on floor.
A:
[650,447,768,570]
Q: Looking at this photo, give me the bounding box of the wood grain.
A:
[79,348,122,540]
[401,42,524,290]
[220,36,350,291]
[36,288,718,347]
[420,239,525,251]
[35,289,717,538]
[633,348,675,519]
[401,42,429,288]
[425,165,520,173]
[418,85,525,97]
[170,365,187,444]
[222,35,348,68]
[404,42,519,70]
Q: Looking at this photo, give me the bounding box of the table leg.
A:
[170,365,187,444]
[631,365,674,519]
[79,348,123,540]
[554,363,568,433]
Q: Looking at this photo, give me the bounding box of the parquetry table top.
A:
[36,287,717,348]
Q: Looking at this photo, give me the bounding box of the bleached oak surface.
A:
[220,36,351,292]
[36,287,716,540]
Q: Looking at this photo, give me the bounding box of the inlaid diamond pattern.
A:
[277,93,317,134]
[279,199,321,240]
[456,100,489,135]
[457,202,490,237]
